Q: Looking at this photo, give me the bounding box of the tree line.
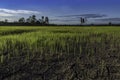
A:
[0,15,118,26]
[0,15,50,26]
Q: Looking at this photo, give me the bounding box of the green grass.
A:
[0,26,120,79]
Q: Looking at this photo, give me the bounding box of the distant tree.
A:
[19,17,25,23]
[26,15,37,24]
[31,15,37,24]
[80,17,83,24]
[0,15,50,26]
[91,23,94,26]
[84,18,87,23]
[4,19,8,23]
[109,22,112,25]
[80,17,86,24]
[38,19,42,23]
[26,17,31,23]
[82,18,85,23]
[45,17,49,24]
[36,19,41,24]
[41,16,45,24]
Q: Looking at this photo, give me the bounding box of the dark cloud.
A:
[50,19,79,22]
[58,14,107,19]
[79,14,107,18]
[96,18,120,22]
[51,14,107,23]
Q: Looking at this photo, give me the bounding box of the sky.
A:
[0,0,120,24]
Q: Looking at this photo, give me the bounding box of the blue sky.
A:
[0,0,120,24]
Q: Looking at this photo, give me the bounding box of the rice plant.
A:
[0,26,120,80]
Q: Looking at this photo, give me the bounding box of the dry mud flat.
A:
[0,50,120,80]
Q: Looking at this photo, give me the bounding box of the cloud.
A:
[0,8,41,17]
[96,18,120,22]
[78,14,107,18]
[0,12,14,16]
[58,14,107,19]
[0,8,41,22]
[50,19,78,22]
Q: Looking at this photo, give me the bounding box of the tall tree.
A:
[80,17,86,24]
[4,19,8,23]
[31,15,37,24]
[19,17,25,23]
[41,16,45,24]
[45,17,49,24]
[26,16,31,23]
[26,15,37,24]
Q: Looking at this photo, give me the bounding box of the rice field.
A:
[0,26,120,80]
